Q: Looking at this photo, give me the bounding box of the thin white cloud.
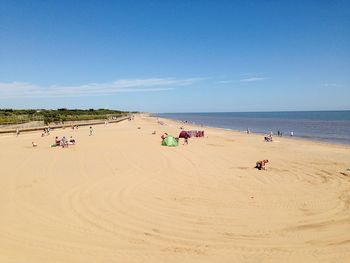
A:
[323,83,338,87]
[240,77,267,82]
[217,75,267,84]
[240,73,255,76]
[0,77,204,98]
[115,87,174,93]
[217,80,235,84]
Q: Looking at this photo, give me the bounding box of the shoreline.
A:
[152,114,350,149]
[153,114,350,149]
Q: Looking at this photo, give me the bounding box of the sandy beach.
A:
[1,114,350,263]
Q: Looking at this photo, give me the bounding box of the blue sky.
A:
[0,0,349,112]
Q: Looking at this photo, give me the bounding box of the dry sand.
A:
[1,114,350,263]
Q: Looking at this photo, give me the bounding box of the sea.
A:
[155,111,350,145]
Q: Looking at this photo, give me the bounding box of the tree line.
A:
[0,108,129,125]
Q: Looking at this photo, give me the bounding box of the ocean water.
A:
[155,111,350,145]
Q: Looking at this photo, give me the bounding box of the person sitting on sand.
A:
[161,133,168,140]
[255,160,269,170]
[61,136,68,148]
[32,142,38,147]
[182,133,190,145]
[55,136,61,146]
[69,136,76,145]
[152,131,156,135]
[264,135,273,142]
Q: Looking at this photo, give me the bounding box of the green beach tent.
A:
[161,135,178,147]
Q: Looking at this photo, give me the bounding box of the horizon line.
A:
[154,109,350,114]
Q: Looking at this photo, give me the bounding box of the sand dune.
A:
[0,115,350,262]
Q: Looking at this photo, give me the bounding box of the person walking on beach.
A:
[184,136,189,145]
[290,131,294,137]
[89,126,93,136]
[183,133,190,145]
[16,128,20,137]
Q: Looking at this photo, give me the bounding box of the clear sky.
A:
[0,0,349,112]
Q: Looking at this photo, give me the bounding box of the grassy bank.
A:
[0,108,130,125]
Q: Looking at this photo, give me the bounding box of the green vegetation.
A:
[0,109,128,125]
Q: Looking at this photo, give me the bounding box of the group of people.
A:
[264,130,295,142]
[54,136,76,148]
[277,130,294,137]
[41,127,51,137]
[246,128,295,138]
